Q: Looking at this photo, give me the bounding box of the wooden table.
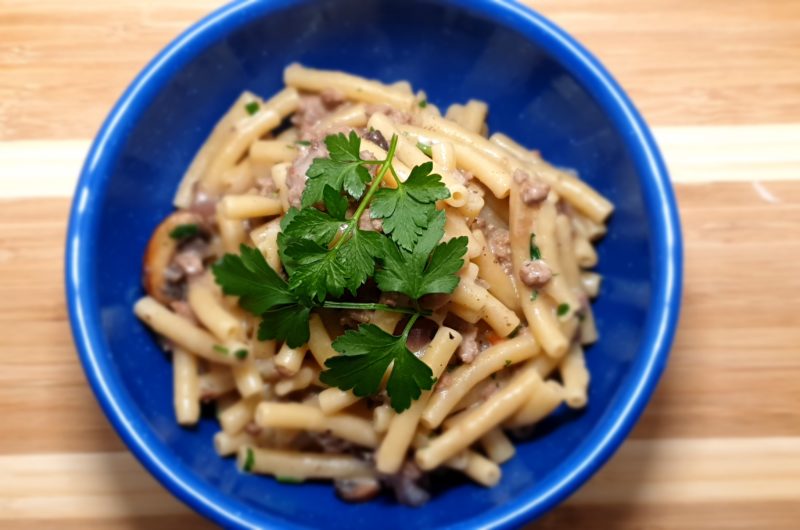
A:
[2,1,799,528]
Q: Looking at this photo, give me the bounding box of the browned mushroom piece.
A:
[142,211,203,304]
[518,259,553,288]
[334,477,382,502]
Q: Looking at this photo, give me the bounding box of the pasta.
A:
[135,65,611,505]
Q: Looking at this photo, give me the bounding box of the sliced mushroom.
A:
[142,211,202,304]
[334,477,382,502]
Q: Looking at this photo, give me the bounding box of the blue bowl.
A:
[65,0,682,528]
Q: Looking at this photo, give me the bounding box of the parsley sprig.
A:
[212,131,467,411]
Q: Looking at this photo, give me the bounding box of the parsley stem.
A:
[351,134,399,227]
[321,301,431,316]
[332,134,399,252]
[401,312,421,340]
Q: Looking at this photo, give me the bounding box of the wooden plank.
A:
[535,502,800,530]
[1,438,798,522]
[1,0,799,140]
[2,125,798,200]
[0,180,797,456]
[0,198,124,454]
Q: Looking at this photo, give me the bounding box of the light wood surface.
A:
[1,1,799,528]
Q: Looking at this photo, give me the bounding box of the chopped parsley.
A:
[530,233,542,260]
[243,447,255,472]
[295,140,311,146]
[244,101,260,115]
[212,344,229,355]
[416,142,432,158]
[276,476,305,484]
[557,303,570,317]
[530,290,539,301]
[418,99,428,108]
[169,223,199,240]
[504,359,512,368]
[234,348,249,360]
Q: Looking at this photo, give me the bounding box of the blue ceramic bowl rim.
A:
[65,0,682,528]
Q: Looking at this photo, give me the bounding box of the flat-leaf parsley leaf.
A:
[320,317,435,412]
[303,132,373,206]
[370,161,450,251]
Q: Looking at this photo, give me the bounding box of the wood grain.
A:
[2,0,800,140]
[0,180,797,457]
[1,0,799,528]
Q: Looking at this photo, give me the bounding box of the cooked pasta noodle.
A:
[135,65,611,505]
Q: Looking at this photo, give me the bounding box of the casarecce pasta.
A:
[134,63,612,505]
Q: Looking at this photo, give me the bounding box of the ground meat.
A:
[481,378,500,400]
[339,310,372,329]
[484,226,512,274]
[320,87,346,107]
[292,92,347,141]
[286,142,328,207]
[519,259,552,288]
[244,421,262,436]
[514,169,550,205]
[406,317,439,353]
[383,460,430,507]
[357,208,384,232]
[435,370,454,391]
[168,300,197,324]
[419,293,450,311]
[365,105,411,125]
[457,327,481,363]
[363,128,389,150]
[291,95,329,130]
[335,477,381,502]
[311,430,355,454]
[256,176,277,197]
[458,169,474,182]
[189,188,218,219]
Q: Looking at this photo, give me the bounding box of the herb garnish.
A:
[418,99,428,109]
[243,447,255,472]
[234,348,249,360]
[529,233,542,260]
[212,344,229,355]
[276,476,304,484]
[244,101,260,115]
[416,142,432,158]
[169,223,199,240]
[212,132,468,411]
[557,303,570,317]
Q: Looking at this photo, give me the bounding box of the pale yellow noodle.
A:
[284,63,414,110]
[134,297,241,366]
[416,367,542,470]
[479,427,516,464]
[471,229,519,312]
[421,332,538,429]
[560,342,590,409]
[238,446,374,479]
[375,327,462,473]
[173,348,200,425]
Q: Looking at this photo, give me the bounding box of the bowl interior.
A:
[78,0,670,528]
